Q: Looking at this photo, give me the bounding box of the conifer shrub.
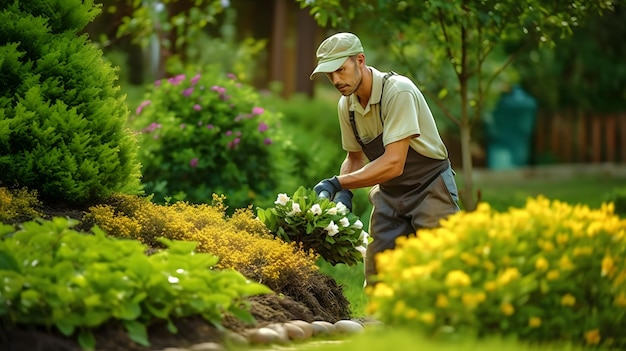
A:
[369,197,626,348]
[0,0,142,207]
[85,193,320,293]
[130,68,289,210]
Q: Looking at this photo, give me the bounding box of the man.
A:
[310,32,460,286]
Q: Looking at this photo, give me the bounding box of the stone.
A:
[311,321,336,335]
[334,320,364,334]
[223,331,249,346]
[248,327,280,344]
[283,322,306,340]
[288,320,314,338]
[265,323,290,344]
[189,342,225,351]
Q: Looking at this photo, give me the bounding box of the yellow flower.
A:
[573,246,593,256]
[421,312,435,325]
[546,269,560,280]
[535,257,549,271]
[462,292,486,309]
[559,255,575,270]
[392,300,406,317]
[500,302,515,316]
[484,281,497,292]
[561,293,576,306]
[556,233,569,245]
[435,294,449,308]
[529,317,542,328]
[372,283,394,298]
[601,256,615,277]
[448,288,461,298]
[613,292,626,307]
[584,329,601,345]
[405,308,418,320]
[496,267,520,286]
[445,270,471,288]
[460,252,479,266]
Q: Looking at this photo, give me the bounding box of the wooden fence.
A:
[533,111,626,164]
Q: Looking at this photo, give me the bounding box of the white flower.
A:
[353,219,363,230]
[287,203,302,216]
[356,245,367,258]
[361,232,369,247]
[339,217,350,227]
[309,204,322,216]
[275,193,290,206]
[359,230,369,241]
[335,202,348,215]
[326,207,338,215]
[324,221,339,236]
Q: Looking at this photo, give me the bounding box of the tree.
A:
[297,0,615,211]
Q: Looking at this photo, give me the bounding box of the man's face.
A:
[325,56,361,96]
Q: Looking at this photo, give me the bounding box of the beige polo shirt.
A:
[338,67,448,160]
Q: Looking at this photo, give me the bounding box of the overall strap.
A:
[349,71,397,146]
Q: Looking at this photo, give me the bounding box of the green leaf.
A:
[228,305,257,325]
[78,330,96,351]
[0,250,20,272]
[123,320,149,347]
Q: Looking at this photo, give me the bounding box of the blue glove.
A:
[333,190,353,211]
[314,176,342,199]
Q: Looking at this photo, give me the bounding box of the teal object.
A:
[485,86,537,169]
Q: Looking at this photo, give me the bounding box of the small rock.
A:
[334,320,365,334]
[283,323,306,340]
[248,327,280,344]
[288,320,313,338]
[265,323,290,344]
[223,331,249,346]
[311,321,336,335]
[189,342,225,351]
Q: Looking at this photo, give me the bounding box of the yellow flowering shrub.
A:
[85,194,319,293]
[368,196,626,348]
[0,187,42,223]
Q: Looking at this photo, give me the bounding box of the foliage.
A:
[0,217,271,350]
[128,67,287,210]
[369,196,626,348]
[257,187,369,266]
[605,187,626,217]
[297,0,616,212]
[85,193,320,293]
[0,0,143,206]
[515,3,626,113]
[0,187,42,224]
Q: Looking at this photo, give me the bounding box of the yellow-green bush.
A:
[85,194,319,293]
[0,187,42,223]
[368,196,626,348]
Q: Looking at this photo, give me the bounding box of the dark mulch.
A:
[0,204,352,351]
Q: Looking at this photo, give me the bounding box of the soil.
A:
[0,203,353,351]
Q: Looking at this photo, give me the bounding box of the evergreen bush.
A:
[0,0,142,206]
[369,197,626,348]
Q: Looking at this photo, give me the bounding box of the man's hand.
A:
[334,190,353,212]
[314,176,342,199]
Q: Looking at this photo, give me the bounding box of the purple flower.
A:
[211,85,226,94]
[264,138,272,145]
[227,73,237,80]
[206,124,214,129]
[236,131,242,137]
[190,74,201,86]
[258,122,269,132]
[225,130,232,136]
[142,122,162,133]
[136,100,151,115]
[189,158,199,168]
[154,80,162,87]
[180,123,186,129]
[193,104,202,111]
[182,87,194,97]
[168,74,186,86]
[252,107,264,115]
[233,137,241,145]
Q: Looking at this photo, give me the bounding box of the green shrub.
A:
[257,186,369,266]
[0,0,142,206]
[0,217,270,350]
[605,186,626,217]
[129,67,288,210]
[369,196,626,348]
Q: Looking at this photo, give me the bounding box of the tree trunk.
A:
[459,121,476,211]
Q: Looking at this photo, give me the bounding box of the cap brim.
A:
[309,57,349,80]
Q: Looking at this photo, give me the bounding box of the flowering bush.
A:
[368,196,626,348]
[130,67,286,209]
[256,186,369,266]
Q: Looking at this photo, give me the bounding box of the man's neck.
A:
[355,67,373,109]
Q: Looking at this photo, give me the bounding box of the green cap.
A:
[310,32,364,80]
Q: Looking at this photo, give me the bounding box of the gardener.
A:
[310,32,460,286]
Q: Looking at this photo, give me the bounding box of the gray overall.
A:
[349,73,460,285]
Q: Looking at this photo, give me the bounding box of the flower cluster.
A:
[256,186,369,266]
[368,196,626,348]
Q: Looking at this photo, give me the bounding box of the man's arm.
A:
[337,136,414,189]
